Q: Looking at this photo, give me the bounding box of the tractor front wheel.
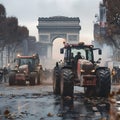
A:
[53,67,60,95]
[60,68,74,98]
[96,68,111,98]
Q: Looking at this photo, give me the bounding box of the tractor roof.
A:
[17,54,38,59]
[64,42,94,48]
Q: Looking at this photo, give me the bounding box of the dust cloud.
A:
[100,44,113,66]
[93,42,113,68]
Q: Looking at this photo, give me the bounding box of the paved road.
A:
[0,79,119,120]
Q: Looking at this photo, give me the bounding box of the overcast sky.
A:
[0,0,101,44]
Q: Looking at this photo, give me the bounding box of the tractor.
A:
[9,54,42,85]
[53,42,111,98]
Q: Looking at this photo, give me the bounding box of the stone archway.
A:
[37,16,81,59]
[52,38,65,60]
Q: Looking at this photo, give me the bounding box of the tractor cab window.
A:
[86,49,93,62]
[63,46,93,63]
[71,47,93,61]
[64,48,72,64]
[19,58,33,66]
[34,58,39,66]
[20,59,26,65]
[71,48,86,59]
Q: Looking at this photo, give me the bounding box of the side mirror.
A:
[98,49,102,55]
[96,58,102,63]
[60,48,64,54]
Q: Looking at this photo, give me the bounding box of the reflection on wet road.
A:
[0,84,113,120]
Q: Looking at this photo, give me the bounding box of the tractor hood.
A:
[78,59,94,72]
[19,64,28,73]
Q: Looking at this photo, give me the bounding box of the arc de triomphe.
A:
[37,16,81,59]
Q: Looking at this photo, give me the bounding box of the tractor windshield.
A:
[71,47,93,61]
[64,46,93,62]
[18,58,34,66]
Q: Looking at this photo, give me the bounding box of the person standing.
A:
[74,52,82,77]
[74,52,82,62]
[3,67,8,83]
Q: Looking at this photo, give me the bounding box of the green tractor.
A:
[53,42,111,98]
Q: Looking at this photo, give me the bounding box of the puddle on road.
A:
[2,84,120,120]
[0,92,111,120]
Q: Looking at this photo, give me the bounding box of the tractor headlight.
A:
[81,69,85,72]
[24,70,27,74]
[91,69,95,73]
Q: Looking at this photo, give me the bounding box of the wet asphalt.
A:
[0,81,114,120]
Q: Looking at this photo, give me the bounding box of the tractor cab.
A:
[14,54,40,71]
[60,42,102,67]
[9,53,42,86]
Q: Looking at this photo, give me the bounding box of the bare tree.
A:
[0,4,29,65]
[0,4,6,66]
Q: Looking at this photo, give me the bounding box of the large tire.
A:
[37,72,40,85]
[29,72,37,85]
[53,67,61,95]
[9,72,16,86]
[60,68,74,97]
[96,68,111,98]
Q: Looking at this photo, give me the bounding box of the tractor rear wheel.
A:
[96,68,111,98]
[60,68,74,98]
[53,67,60,95]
